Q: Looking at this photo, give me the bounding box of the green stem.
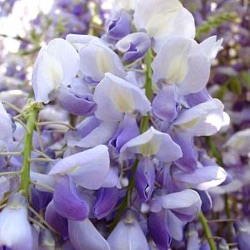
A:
[140,48,153,133]
[199,212,217,250]
[206,137,223,166]
[19,104,39,197]
[145,48,153,100]
[224,193,233,242]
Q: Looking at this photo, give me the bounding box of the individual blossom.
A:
[135,158,156,202]
[93,73,151,122]
[107,211,149,250]
[172,162,227,190]
[66,35,126,83]
[152,36,210,95]
[66,116,118,149]
[108,114,140,157]
[56,84,97,116]
[115,32,151,63]
[52,175,89,220]
[119,126,182,162]
[173,98,229,136]
[48,145,110,190]
[104,9,132,41]
[133,0,195,50]
[148,189,202,249]
[0,192,33,250]
[32,38,80,103]
[152,85,179,130]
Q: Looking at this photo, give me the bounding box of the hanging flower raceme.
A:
[0,0,234,249]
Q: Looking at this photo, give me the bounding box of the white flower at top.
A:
[32,38,80,103]
[133,0,195,50]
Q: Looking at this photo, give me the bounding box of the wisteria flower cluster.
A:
[0,0,237,249]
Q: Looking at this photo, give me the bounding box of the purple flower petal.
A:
[57,87,96,116]
[49,145,110,190]
[173,165,227,190]
[148,210,171,250]
[173,131,198,172]
[93,187,119,219]
[105,9,132,40]
[152,85,177,125]
[135,158,155,202]
[45,201,68,238]
[116,32,151,62]
[53,176,89,220]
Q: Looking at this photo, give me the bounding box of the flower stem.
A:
[19,103,40,197]
[140,48,153,133]
[145,48,153,100]
[199,212,217,250]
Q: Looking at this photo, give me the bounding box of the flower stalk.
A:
[140,48,153,133]
[19,102,40,197]
[199,212,217,250]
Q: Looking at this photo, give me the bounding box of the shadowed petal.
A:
[45,201,68,237]
[107,212,149,250]
[68,218,110,250]
[53,176,89,220]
